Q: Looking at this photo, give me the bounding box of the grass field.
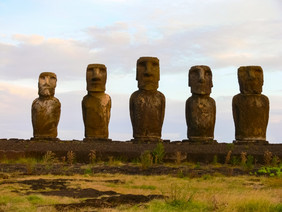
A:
[0,146,281,211]
[0,168,281,211]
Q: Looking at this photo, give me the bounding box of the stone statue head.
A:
[238,66,263,94]
[86,64,107,92]
[38,72,57,97]
[189,65,213,95]
[136,57,160,90]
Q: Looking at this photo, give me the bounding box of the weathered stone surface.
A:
[82,64,111,140]
[130,57,165,142]
[32,72,61,139]
[185,66,216,143]
[232,66,269,144]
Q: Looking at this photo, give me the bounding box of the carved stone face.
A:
[189,66,213,95]
[238,66,263,94]
[86,64,107,92]
[136,57,160,90]
[38,72,57,97]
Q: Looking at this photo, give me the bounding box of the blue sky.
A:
[0,0,282,142]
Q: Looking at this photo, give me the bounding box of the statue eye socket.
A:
[138,61,145,67]
[205,71,211,76]
[152,62,159,67]
[190,70,198,77]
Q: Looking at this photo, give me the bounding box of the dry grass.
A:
[0,172,281,211]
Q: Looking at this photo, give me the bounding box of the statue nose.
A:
[93,68,101,78]
[199,71,205,83]
[44,77,50,85]
[248,71,255,79]
[144,63,153,75]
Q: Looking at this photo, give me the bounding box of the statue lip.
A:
[143,73,153,77]
[91,78,101,82]
[41,85,51,88]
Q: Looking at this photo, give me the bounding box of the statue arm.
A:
[232,96,238,127]
[82,98,86,125]
[185,99,189,126]
[55,99,61,125]
[161,95,166,124]
[129,94,134,124]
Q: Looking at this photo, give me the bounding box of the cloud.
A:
[0,35,94,80]
[1,0,282,81]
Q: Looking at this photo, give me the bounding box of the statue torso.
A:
[130,90,165,139]
[186,95,216,140]
[32,97,61,138]
[82,92,111,138]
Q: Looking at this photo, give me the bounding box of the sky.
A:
[0,0,282,143]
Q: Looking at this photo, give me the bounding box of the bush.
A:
[140,151,153,169]
[152,143,165,164]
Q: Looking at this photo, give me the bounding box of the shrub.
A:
[140,150,153,169]
[42,151,58,164]
[175,151,182,165]
[225,150,232,164]
[212,155,218,165]
[245,155,254,170]
[264,150,272,166]
[240,152,247,166]
[88,150,96,164]
[152,143,165,164]
[67,151,75,165]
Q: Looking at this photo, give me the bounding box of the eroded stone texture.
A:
[130,57,165,142]
[232,66,269,144]
[82,64,111,140]
[185,66,216,143]
[32,72,61,139]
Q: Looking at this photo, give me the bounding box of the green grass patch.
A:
[236,200,282,212]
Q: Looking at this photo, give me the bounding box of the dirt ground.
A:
[0,163,249,177]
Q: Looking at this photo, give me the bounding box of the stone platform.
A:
[0,139,281,164]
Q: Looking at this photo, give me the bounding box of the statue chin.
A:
[39,88,54,97]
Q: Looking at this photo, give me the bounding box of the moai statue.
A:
[130,57,165,143]
[184,66,216,143]
[232,66,269,144]
[82,64,111,141]
[32,72,61,140]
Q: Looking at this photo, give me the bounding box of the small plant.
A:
[140,150,153,169]
[264,150,272,166]
[225,150,232,164]
[61,156,66,164]
[88,150,96,164]
[152,142,165,164]
[177,169,185,178]
[42,151,57,164]
[67,151,75,165]
[175,151,182,165]
[162,183,194,205]
[195,162,201,169]
[83,167,93,176]
[240,152,247,166]
[257,166,282,177]
[202,174,213,180]
[271,156,280,167]
[227,143,235,151]
[245,155,254,170]
[231,156,240,166]
[108,156,114,165]
[212,155,218,165]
